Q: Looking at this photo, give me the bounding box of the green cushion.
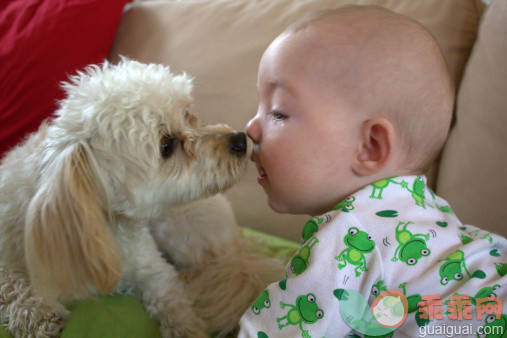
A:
[62,295,161,338]
[0,295,160,338]
[0,229,297,337]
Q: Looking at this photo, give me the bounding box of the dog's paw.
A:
[178,268,200,284]
[6,307,68,338]
[35,311,67,337]
[158,304,207,338]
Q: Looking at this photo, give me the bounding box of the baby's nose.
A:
[229,132,247,156]
[245,116,260,144]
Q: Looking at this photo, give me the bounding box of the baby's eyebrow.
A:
[268,80,297,97]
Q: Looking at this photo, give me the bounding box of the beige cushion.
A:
[110,0,485,241]
[437,0,506,237]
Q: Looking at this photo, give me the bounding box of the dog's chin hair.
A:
[183,161,247,203]
[203,175,242,199]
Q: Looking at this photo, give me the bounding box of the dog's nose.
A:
[229,132,247,156]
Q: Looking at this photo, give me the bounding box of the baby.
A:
[239,5,506,338]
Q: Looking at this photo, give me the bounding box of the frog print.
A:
[472,284,501,306]
[251,289,271,315]
[276,293,324,337]
[290,236,319,275]
[438,250,471,285]
[300,216,324,244]
[333,196,356,212]
[370,280,387,297]
[369,177,398,199]
[391,221,431,265]
[407,176,426,208]
[397,282,429,327]
[467,229,498,244]
[460,233,474,245]
[335,227,376,277]
[480,233,495,244]
[478,314,506,338]
[444,285,501,318]
[494,263,506,277]
[436,204,454,214]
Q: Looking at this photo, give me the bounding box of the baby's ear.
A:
[352,118,395,176]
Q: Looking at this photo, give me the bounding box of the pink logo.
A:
[370,290,409,328]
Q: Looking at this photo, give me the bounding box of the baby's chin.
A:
[265,193,297,215]
[266,195,319,216]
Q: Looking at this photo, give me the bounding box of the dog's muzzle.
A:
[229,132,247,156]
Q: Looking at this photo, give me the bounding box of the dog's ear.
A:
[25,142,121,298]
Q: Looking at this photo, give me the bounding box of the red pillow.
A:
[0,0,130,159]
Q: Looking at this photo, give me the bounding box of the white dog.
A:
[0,58,282,337]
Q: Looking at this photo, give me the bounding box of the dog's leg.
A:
[183,238,285,336]
[123,228,207,338]
[151,195,285,335]
[150,194,238,271]
[0,267,69,337]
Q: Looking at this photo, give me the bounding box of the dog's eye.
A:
[161,135,178,158]
[185,111,199,127]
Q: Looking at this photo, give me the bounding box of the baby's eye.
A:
[269,111,287,122]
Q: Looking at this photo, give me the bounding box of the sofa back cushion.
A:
[437,0,506,236]
[110,0,485,241]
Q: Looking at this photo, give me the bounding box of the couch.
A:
[0,0,504,336]
[110,0,505,241]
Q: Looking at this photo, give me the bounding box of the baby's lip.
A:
[249,151,260,166]
[256,166,268,184]
[250,152,268,183]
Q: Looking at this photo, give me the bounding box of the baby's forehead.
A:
[285,12,436,89]
[262,33,358,91]
[288,8,429,59]
[266,30,366,106]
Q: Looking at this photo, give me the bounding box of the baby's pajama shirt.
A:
[239,175,506,337]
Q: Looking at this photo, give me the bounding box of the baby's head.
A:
[246,5,454,216]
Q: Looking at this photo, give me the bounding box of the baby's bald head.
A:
[285,6,455,173]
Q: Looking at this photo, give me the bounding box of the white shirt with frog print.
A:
[239,175,506,338]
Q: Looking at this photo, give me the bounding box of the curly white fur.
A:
[0,58,269,337]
